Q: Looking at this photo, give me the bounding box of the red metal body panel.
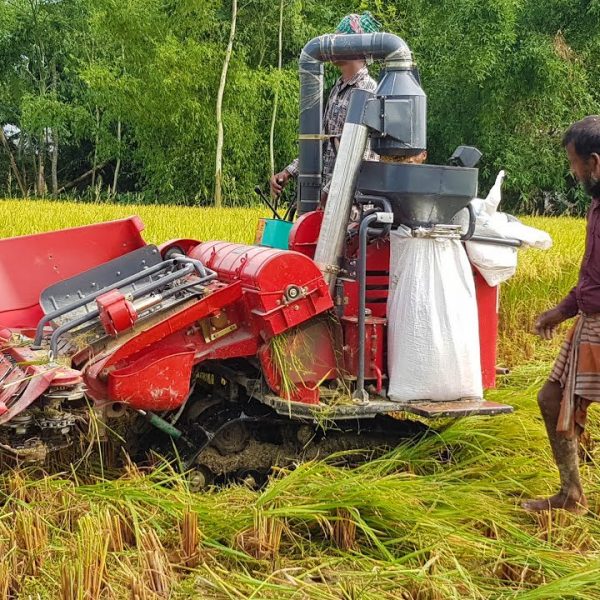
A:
[475,271,499,389]
[100,281,244,368]
[82,281,277,410]
[258,318,338,404]
[97,290,137,335]
[190,242,333,339]
[82,281,247,408]
[82,240,335,409]
[289,210,324,257]
[0,217,146,329]
[342,315,386,389]
[108,348,195,410]
[343,240,390,319]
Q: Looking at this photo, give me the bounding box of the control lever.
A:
[254,186,281,220]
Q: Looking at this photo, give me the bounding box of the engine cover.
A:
[190,242,333,338]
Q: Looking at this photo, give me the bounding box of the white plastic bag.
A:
[461,170,552,286]
[466,241,517,286]
[387,230,483,402]
[466,211,518,286]
[501,220,552,250]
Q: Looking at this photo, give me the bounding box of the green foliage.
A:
[0,0,599,207]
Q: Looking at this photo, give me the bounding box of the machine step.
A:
[397,399,513,418]
[205,364,513,423]
[261,392,512,422]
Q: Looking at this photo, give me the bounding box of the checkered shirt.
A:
[285,67,378,193]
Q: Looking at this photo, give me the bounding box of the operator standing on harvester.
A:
[270,12,380,206]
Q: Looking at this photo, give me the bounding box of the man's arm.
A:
[270,160,298,196]
[556,287,578,319]
[284,159,299,178]
[535,287,577,340]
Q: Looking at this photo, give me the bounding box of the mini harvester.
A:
[0,32,513,482]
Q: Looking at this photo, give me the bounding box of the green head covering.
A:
[335,11,382,35]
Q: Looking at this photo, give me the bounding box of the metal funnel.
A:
[356,161,478,228]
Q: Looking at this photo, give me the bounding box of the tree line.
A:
[0,0,599,213]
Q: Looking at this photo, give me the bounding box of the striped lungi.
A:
[549,313,600,437]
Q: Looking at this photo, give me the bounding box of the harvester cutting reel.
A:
[0,245,217,464]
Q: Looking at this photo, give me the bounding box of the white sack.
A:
[501,220,552,250]
[479,170,505,216]
[466,211,518,286]
[387,230,483,402]
[460,169,552,286]
[466,241,517,286]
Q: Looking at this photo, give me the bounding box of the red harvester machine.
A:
[0,31,513,479]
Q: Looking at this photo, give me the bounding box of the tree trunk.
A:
[0,127,27,197]
[214,0,238,208]
[36,134,46,197]
[31,134,38,193]
[51,61,59,196]
[92,106,100,189]
[111,44,124,198]
[51,129,58,196]
[18,129,27,192]
[112,118,122,197]
[269,0,285,177]
[57,161,108,194]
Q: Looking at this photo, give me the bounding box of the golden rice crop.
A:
[500,216,584,365]
[0,199,584,367]
[0,198,267,245]
[0,200,598,598]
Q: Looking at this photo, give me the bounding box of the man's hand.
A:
[535,308,567,340]
[270,170,291,197]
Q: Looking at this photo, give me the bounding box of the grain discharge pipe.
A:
[297,32,426,286]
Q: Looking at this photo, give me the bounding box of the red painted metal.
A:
[341,315,386,384]
[82,281,259,408]
[0,370,55,424]
[0,217,146,329]
[108,348,196,411]
[258,318,338,404]
[288,210,323,258]
[474,270,499,389]
[190,242,333,339]
[343,239,390,319]
[0,331,83,423]
[97,281,244,368]
[97,290,137,336]
[81,236,336,408]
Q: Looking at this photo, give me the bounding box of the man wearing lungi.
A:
[523,115,600,514]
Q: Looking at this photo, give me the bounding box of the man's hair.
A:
[562,116,600,158]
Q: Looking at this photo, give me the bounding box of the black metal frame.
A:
[32,247,216,357]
